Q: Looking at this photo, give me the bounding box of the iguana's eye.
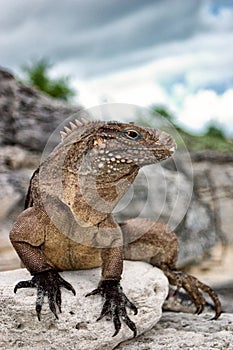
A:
[121,129,142,141]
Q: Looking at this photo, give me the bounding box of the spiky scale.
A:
[60,131,67,140]
[75,119,83,126]
[69,122,77,130]
[64,126,72,134]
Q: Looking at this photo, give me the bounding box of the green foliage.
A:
[136,104,233,152]
[177,121,232,152]
[150,105,175,124]
[20,58,76,102]
[136,105,180,130]
[204,123,226,140]
[176,129,233,152]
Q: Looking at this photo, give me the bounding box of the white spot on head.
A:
[169,146,175,154]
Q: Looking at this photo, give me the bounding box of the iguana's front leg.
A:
[10,207,76,320]
[86,218,138,337]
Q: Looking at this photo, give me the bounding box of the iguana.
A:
[10,118,221,337]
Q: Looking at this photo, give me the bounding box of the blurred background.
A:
[0,0,233,311]
[1,0,233,135]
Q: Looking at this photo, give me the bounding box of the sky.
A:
[0,0,233,134]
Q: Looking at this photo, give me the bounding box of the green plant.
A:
[20,58,76,102]
[136,105,232,152]
[204,123,226,140]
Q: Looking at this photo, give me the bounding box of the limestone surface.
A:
[116,312,233,350]
[0,261,168,350]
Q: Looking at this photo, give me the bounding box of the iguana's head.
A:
[60,119,176,179]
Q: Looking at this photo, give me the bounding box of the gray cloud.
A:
[0,0,232,82]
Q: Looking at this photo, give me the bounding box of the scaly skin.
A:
[10,119,221,337]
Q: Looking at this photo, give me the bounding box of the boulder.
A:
[0,261,168,350]
[0,68,81,151]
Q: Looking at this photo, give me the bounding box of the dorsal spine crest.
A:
[60,117,90,141]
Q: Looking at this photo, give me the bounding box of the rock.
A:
[0,68,81,151]
[0,261,168,350]
[0,146,39,220]
[116,312,233,350]
[114,152,218,266]
[193,159,233,245]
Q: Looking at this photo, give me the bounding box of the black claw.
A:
[48,290,59,319]
[14,280,34,293]
[60,278,76,296]
[13,270,75,320]
[122,312,137,337]
[211,313,221,321]
[56,289,62,313]
[36,311,41,321]
[195,304,204,315]
[97,299,111,321]
[85,288,100,297]
[125,297,138,315]
[112,311,121,337]
[35,287,44,321]
[112,330,120,337]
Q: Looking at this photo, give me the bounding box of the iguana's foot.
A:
[86,280,138,337]
[14,269,76,320]
[161,264,221,319]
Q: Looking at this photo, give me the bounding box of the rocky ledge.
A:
[117,312,233,350]
[0,261,168,350]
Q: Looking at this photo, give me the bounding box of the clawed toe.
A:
[161,264,222,319]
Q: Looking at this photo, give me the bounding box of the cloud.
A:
[1,0,232,79]
[0,0,232,133]
[177,89,233,134]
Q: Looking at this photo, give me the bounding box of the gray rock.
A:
[114,151,224,266]
[0,261,168,350]
[193,160,233,245]
[116,312,233,350]
[0,68,81,151]
[0,146,38,222]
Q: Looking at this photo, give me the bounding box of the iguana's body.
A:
[10,119,221,337]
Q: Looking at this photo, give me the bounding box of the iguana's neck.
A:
[47,141,139,225]
[62,162,139,224]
